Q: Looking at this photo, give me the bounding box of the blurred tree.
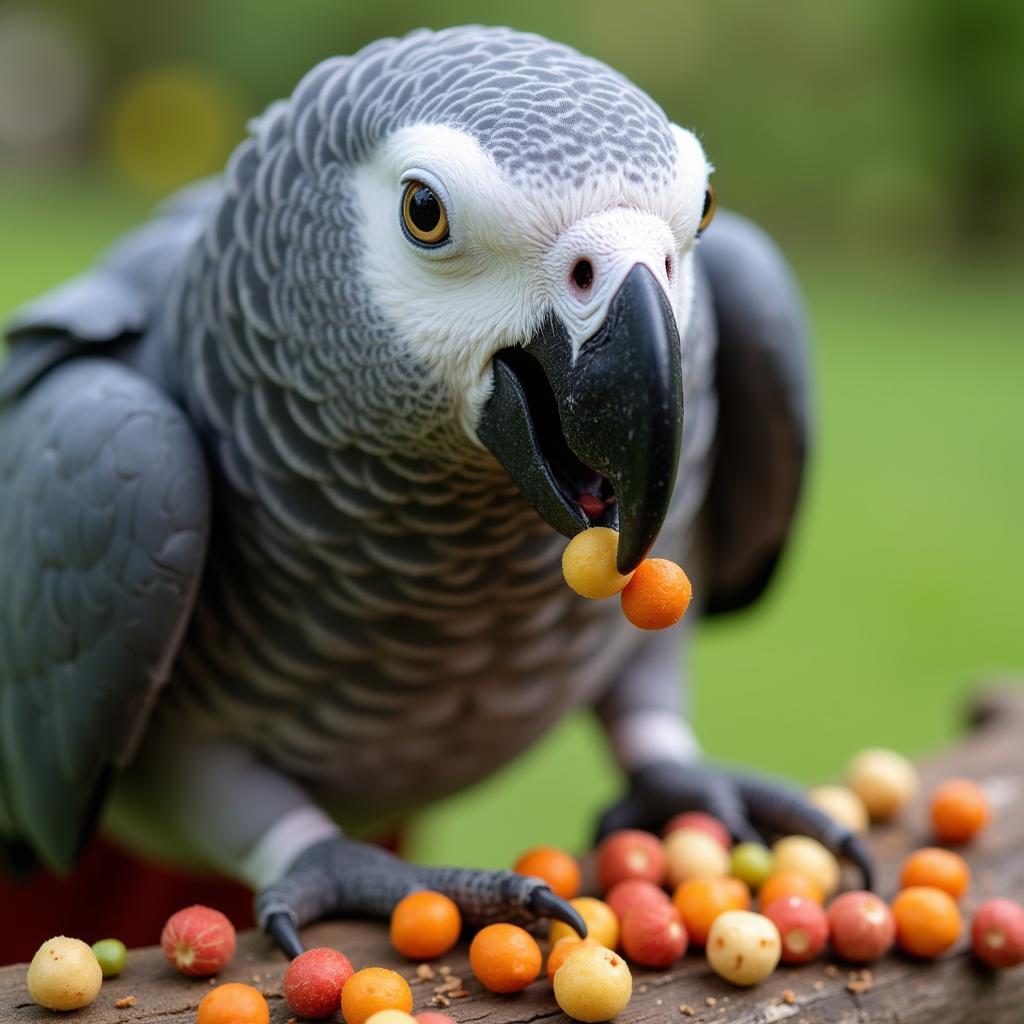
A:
[9,0,1024,249]
[900,0,1024,245]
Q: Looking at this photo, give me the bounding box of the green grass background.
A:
[2,172,1022,868]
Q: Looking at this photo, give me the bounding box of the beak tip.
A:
[616,551,646,576]
[614,519,656,575]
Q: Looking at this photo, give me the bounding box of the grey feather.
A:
[1,175,221,403]
[6,272,148,343]
[0,183,219,867]
[297,26,678,192]
[0,359,210,870]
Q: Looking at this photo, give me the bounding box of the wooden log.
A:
[3,684,1023,1024]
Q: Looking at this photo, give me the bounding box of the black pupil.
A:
[702,189,712,220]
[409,186,441,234]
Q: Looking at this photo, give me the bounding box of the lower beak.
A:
[477,264,683,574]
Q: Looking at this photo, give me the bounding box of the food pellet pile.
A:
[17,752,1021,1022]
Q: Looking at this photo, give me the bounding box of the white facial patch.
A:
[351,122,712,440]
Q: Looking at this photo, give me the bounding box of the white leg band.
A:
[239,806,343,890]
[610,710,702,772]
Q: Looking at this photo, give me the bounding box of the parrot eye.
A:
[698,183,716,236]
[401,181,449,246]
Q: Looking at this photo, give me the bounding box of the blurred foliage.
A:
[6,0,1024,256]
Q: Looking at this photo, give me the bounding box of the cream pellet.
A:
[846,748,918,821]
[561,527,634,599]
[553,944,632,1021]
[808,784,870,834]
[549,897,620,949]
[771,835,841,898]
[365,1013,418,1024]
[664,827,730,887]
[706,911,781,986]
[27,936,103,1011]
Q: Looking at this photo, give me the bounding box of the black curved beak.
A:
[477,264,683,573]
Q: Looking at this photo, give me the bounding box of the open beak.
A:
[477,264,683,574]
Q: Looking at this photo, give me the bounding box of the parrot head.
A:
[236,28,714,572]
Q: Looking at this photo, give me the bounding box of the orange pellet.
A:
[900,848,970,901]
[620,559,692,630]
[546,937,604,979]
[197,984,269,1024]
[892,886,962,958]
[390,890,461,960]
[513,846,582,901]
[469,923,542,993]
[341,968,413,1024]
[672,876,750,946]
[758,870,825,909]
[930,778,990,843]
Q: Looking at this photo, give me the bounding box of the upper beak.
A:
[477,264,683,574]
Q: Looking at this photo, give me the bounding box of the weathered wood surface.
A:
[3,685,1024,1024]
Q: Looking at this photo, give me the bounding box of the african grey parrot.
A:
[0,26,871,957]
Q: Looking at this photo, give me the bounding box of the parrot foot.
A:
[255,834,586,958]
[596,761,874,890]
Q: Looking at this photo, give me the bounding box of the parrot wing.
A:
[0,183,217,872]
[696,210,813,614]
[0,177,222,402]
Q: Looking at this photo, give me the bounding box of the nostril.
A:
[665,254,674,280]
[571,258,594,292]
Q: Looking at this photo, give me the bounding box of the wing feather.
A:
[0,360,210,871]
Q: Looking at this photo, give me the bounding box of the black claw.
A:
[841,833,875,892]
[266,912,305,960]
[528,887,588,938]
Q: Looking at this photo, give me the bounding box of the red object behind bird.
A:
[0,836,254,966]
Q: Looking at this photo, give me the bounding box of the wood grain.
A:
[3,684,1023,1024]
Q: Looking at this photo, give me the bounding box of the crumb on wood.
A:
[432,974,468,999]
[679,1006,695,1016]
[287,1018,298,1024]
[812,981,825,991]
[439,965,452,977]
[824,964,839,977]
[637,984,648,994]
[251,973,261,982]
[114,996,136,1009]
[705,995,717,1007]
[782,989,796,1005]
[416,964,436,982]
[846,969,873,994]
[431,994,452,1008]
